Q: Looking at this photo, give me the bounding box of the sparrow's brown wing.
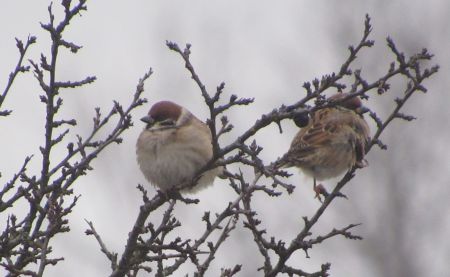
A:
[336,110,370,161]
[283,113,334,167]
[284,108,365,165]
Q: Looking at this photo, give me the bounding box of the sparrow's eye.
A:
[159,119,175,126]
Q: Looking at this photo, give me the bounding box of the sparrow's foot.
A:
[313,184,348,202]
[314,183,328,202]
[355,158,369,168]
[164,189,182,200]
[165,188,199,204]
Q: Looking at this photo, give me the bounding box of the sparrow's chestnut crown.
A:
[141,101,182,126]
[328,93,368,114]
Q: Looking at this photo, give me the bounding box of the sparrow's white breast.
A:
[136,123,219,192]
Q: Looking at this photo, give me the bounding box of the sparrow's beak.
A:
[141,115,155,125]
[356,105,370,115]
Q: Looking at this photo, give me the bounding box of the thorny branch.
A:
[0,7,439,277]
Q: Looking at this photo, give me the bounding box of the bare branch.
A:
[0,35,36,116]
[1,10,439,277]
[85,220,118,269]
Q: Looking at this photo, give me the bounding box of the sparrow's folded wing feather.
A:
[284,113,334,166]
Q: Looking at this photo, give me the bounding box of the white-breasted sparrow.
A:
[136,101,221,193]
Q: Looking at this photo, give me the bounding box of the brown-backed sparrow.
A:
[276,93,370,199]
[136,101,221,193]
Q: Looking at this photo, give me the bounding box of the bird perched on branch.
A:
[275,93,370,199]
[136,101,221,193]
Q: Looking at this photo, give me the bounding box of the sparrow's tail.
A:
[267,154,290,174]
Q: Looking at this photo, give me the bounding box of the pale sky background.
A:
[1,1,449,276]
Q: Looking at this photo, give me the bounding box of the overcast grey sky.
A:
[1,1,449,276]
